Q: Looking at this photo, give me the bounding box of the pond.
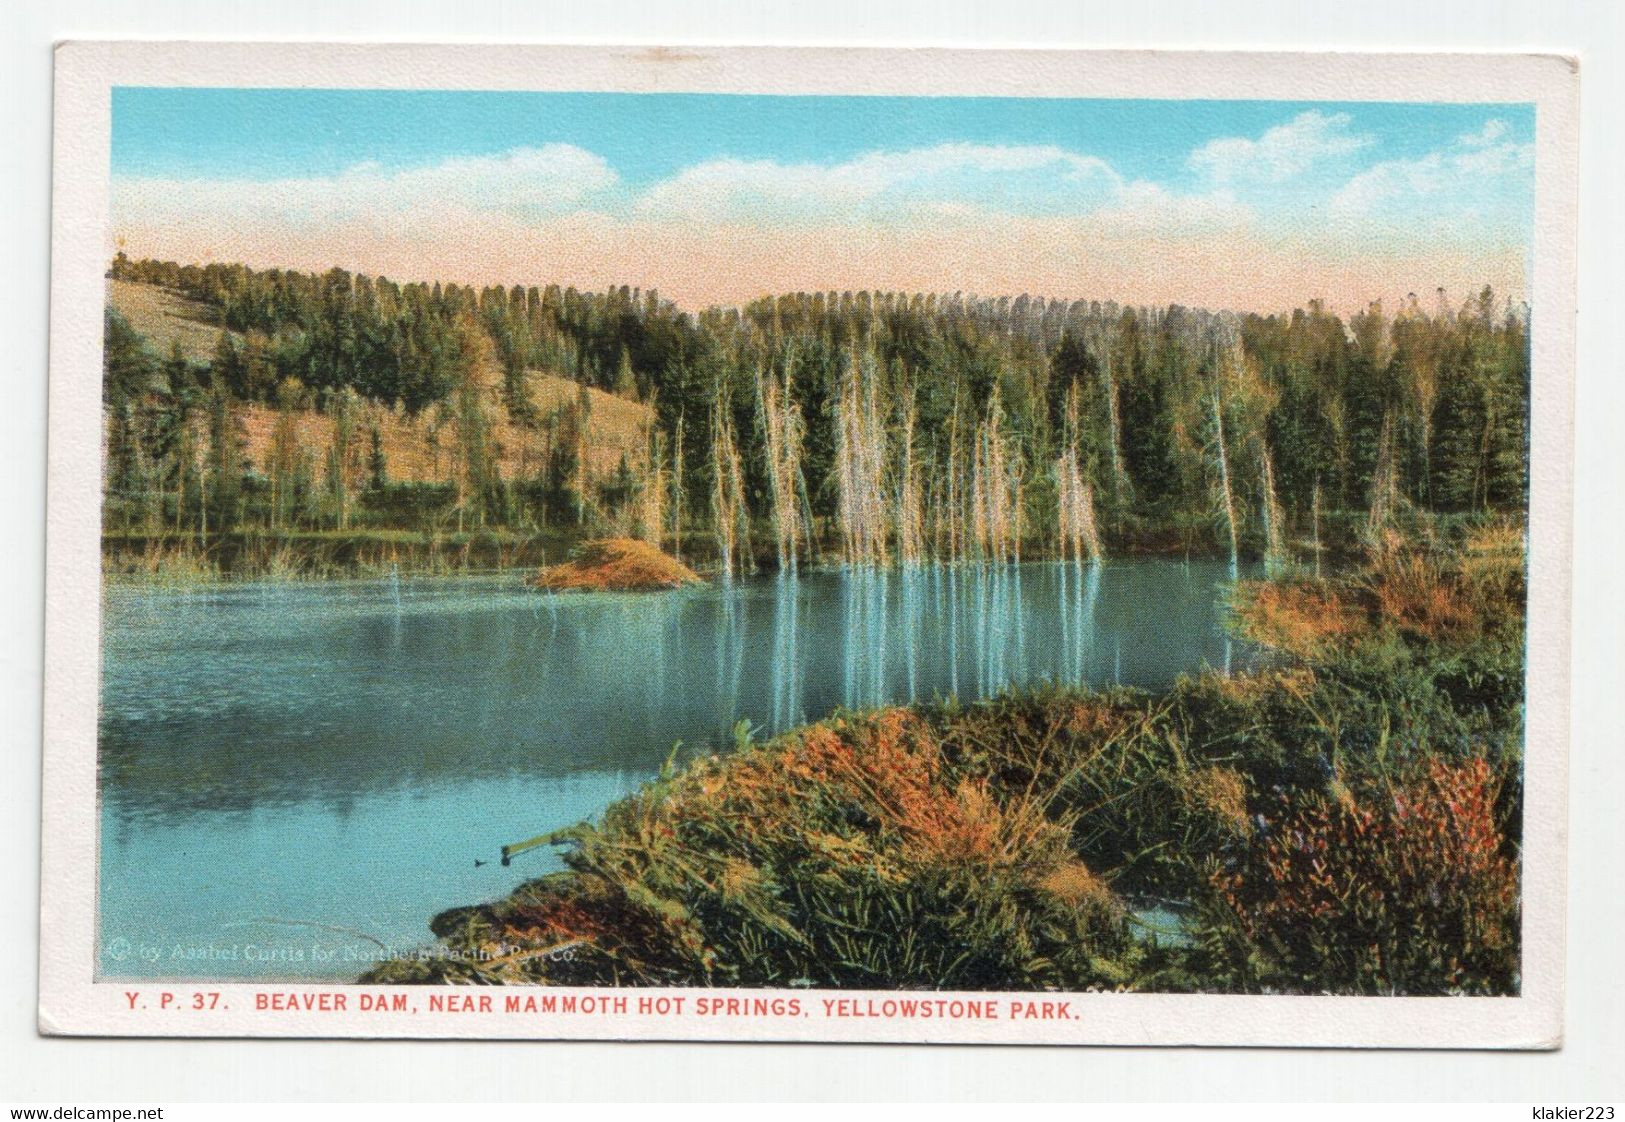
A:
[97,558,1256,981]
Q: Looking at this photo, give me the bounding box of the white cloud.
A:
[1458,118,1511,147]
[116,140,1263,243]
[1187,111,1373,185]
[632,143,1131,224]
[1327,121,1532,226]
[114,144,619,228]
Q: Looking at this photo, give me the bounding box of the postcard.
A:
[41,42,1578,1046]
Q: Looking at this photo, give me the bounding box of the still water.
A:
[98,559,1254,980]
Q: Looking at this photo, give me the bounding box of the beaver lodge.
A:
[530,538,703,593]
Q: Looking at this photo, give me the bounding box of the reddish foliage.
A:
[1210,758,1519,993]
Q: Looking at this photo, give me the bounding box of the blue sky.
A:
[113,88,1532,193]
[109,89,1537,311]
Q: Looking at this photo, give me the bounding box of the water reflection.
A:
[98,558,1255,979]
[101,560,1256,818]
[771,570,803,730]
[820,559,1235,714]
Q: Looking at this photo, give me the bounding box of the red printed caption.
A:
[115,989,1080,1023]
[123,991,227,1012]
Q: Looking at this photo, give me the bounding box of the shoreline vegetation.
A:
[100,517,1376,587]
[365,523,1525,995]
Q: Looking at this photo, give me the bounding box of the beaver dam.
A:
[530,538,702,592]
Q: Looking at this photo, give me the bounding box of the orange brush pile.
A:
[531,538,703,592]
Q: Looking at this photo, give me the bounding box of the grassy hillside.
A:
[107,280,656,486]
[108,279,222,362]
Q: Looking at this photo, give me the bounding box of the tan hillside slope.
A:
[106,280,656,486]
[109,279,224,362]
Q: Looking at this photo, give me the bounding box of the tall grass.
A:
[374,709,1139,989]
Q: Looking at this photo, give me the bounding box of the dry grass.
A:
[1459,521,1527,600]
[108,279,223,361]
[772,711,1062,872]
[1232,580,1364,657]
[531,538,702,592]
[1234,531,1523,657]
[1178,766,1252,837]
[1364,552,1477,641]
[104,538,221,584]
[1038,860,1116,910]
[230,381,648,486]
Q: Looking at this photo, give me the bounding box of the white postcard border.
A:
[42,41,1579,1047]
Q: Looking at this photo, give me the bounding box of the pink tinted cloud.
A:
[114,208,1526,318]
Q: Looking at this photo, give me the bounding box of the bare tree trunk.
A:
[1211,391,1240,572]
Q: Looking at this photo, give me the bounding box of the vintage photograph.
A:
[40,44,1577,1046]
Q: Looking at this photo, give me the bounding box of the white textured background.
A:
[4,0,1621,1103]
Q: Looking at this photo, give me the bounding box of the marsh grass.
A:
[1232,519,1525,657]
[375,709,1139,989]
[101,526,588,584]
[130,538,221,585]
